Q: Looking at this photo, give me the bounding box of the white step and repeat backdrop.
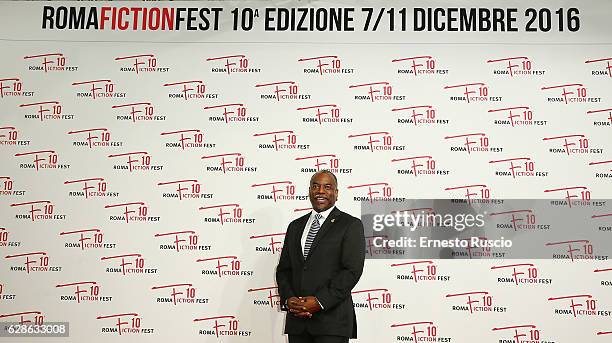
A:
[0,1,611,342]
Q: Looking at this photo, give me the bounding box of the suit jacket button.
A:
[303,266,307,271]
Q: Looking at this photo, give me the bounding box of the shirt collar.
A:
[311,205,335,222]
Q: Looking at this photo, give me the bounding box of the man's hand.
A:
[287,297,312,318]
[299,296,322,314]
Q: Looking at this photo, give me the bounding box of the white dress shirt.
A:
[301,206,335,255]
[298,206,335,310]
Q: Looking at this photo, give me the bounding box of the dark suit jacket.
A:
[276,207,366,338]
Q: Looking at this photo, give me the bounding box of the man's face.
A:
[309,172,338,212]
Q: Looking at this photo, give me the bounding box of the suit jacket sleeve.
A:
[275,223,295,311]
[315,217,366,310]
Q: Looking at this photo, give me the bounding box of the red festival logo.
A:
[489,209,535,231]
[56,281,100,303]
[157,179,201,200]
[0,227,8,245]
[253,130,298,151]
[24,53,66,73]
[349,82,392,102]
[199,204,243,226]
[249,233,285,255]
[347,182,392,203]
[0,77,22,98]
[0,176,14,193]
[59,228,103,250]
[585,57,612,77]
[19,101,62,122]
[72,79,114,100]
[112,102,154,123]
[541,83,587,104]
[352,288,392,310]
[163,80,205,100]
[391,105,436,126]
[160,129,203,150]
[543,134,588,155]
[115,54,156,74]
[64,177,107,199]
[589,159,612,172]
[196,256,240,278]
[348,131,392,152]
[154,230,199,252]
[490,263,538,285]
[206,54,248,75]
[108,151,150,172]
[203,103,246,123]
[391,260,438,283]
[247,286,280,308]
[391,55,436,75]
[297,104,340,125]
[255,81,297,101]
[15,150,58,171]
[201,153,244,173]
[445,132,489,154]
[67,128,110,148]
[298,55,341,75]
[0,311,44,325]
[391,155,435,177]
[586,108,612,125]
[194,315,239,337]
[489,157,534,178]
[100,254,144,275]
[486,56,532,77]
[444,184,491,204]
[391,321,439,342]
[446,291,493,314]
[11,200,54,222]
[545,240,593,261]
[5,252,49,273]
[104,201,148,223]
[96,313,142,336]
[151,283,196,305]
[492,324,541,343]
[444,82,489,103]
[488,106,533,127]
[544,186,591,208]
[295,154,339,171]
[250,181,294,202]
[547,294,595,318]
[0,126,17,142]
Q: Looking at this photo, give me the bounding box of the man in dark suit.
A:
[276,170,366,343]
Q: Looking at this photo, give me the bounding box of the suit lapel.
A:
[305,207,340,261]
[294,213,310,262]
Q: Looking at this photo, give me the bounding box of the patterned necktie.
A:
[303,213,323,259]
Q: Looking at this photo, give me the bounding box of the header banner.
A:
[0,1,610,43]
